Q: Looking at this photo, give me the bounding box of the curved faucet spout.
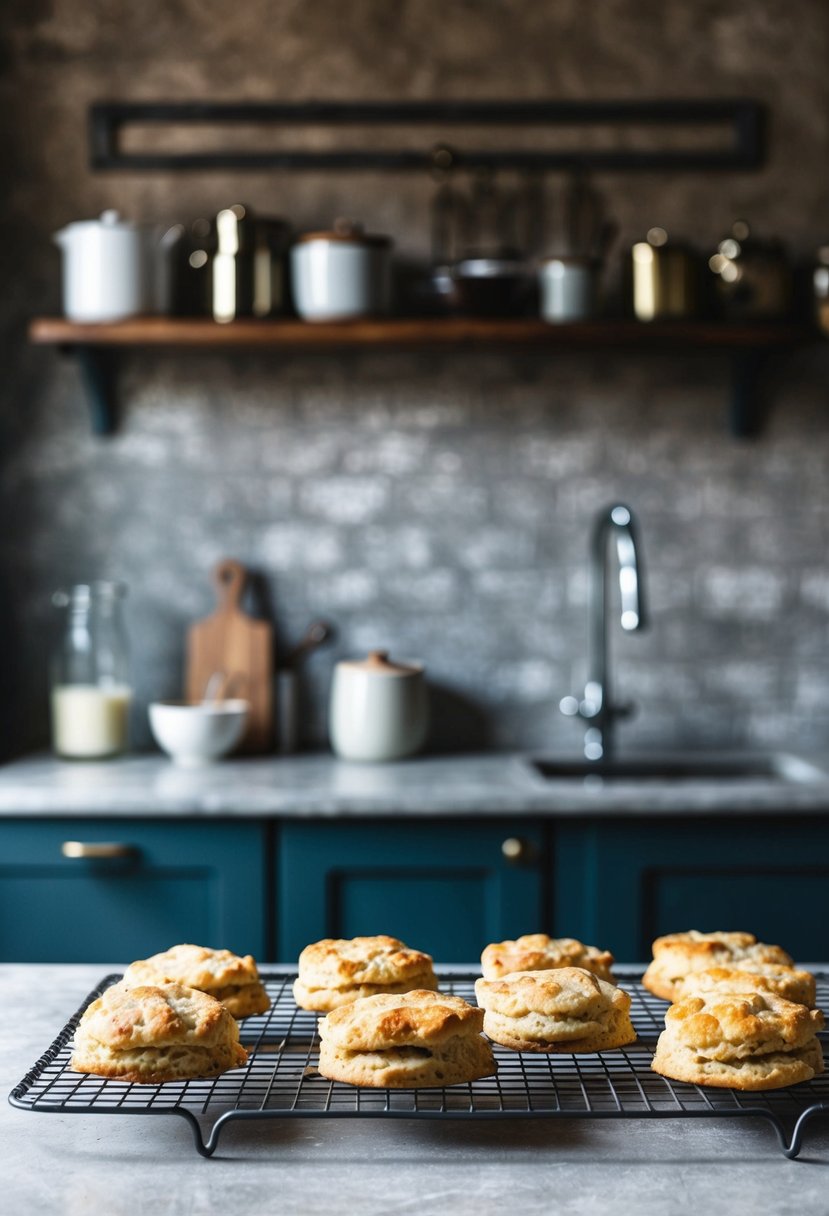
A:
[561,503,646,763]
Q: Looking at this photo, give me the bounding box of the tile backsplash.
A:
[1,0,828,757]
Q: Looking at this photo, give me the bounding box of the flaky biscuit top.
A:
[663,991,824,1060]
[645,933,793,997]
[481,935,614,982]
[676,964,816,1005]
[75,981,240,1051]
[123,944,261,991]
[652,930,759,956]
[319,989,484,1051]
[651,930,792,967]
[475,967,630,1020]
[297,936,435,990]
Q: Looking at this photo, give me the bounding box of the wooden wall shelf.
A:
[30,315,810,350]
[28,316,819,436]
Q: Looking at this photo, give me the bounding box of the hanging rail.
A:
[89,98,765,173]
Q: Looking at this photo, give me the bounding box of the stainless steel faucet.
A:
[560,503,646,763]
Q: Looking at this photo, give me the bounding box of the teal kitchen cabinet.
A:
[276,819,546,962]
[553,816,829,961]
[0,819,267,962]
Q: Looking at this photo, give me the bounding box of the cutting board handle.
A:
[213,558,246,612]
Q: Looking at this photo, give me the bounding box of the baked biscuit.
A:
[318,989,495,1088]
[294,935,438,1012]
[676,963,817,1008]
[481,934,614,982]
[642,931,794,1001]
[474,967,636,1053]
[71,981,248,1084]
[651,990,825,1091]
[123,944,270,1018]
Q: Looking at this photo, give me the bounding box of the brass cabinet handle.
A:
[501,836,526,862]
[61,841,135,860]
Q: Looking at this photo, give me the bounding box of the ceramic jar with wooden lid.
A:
[290,220,392,321]
[329,650,428,762]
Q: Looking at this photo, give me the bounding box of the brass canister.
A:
[631,228,698,321]
[212,204,254,324]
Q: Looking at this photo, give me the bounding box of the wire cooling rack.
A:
[9,972,829,1158]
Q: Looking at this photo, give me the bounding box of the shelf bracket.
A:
[69,346,119,436]
[730,349,770,439]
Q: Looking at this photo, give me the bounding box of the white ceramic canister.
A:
[53,210,147,322]
[539,256,596,323]
[290,222,391,321]
[329,650,429,762]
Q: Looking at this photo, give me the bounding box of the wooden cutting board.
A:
[185,559,274,753]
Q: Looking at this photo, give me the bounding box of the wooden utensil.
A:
[185,559,273,753]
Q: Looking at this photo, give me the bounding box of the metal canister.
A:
[631,227,698,321]
[252,218,292,318]
[212,204,254,323]
[708,221,792,320]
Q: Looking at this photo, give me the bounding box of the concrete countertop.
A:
[4,964,829,1215]
[0,750,829,818]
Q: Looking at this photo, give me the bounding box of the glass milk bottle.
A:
[51,582,132,759]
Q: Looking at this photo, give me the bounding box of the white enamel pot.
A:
[53,210,147,322]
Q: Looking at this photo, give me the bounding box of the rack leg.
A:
[781,1106,828,1160]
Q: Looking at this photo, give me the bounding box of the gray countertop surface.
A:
[3,964,829,1215]
[1,750,829,818]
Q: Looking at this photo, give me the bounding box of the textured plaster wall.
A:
[1,0,829,756]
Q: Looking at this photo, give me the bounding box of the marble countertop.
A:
[0,750,829,818]
[3,964,829,1215]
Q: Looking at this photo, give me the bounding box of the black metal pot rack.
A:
[89,98,764,173]
[9,971,829,1159]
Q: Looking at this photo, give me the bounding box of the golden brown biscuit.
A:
[676,963,817,1008]
[481,934,614,982]
[318,989,495,1088]
[123,943,270,1018]
[71,981,248,1084]
[642,931,793,1001]
[475,967,636,1053]
[651,990,825,1091]
[293,935,437,1012]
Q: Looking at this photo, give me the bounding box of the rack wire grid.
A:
[10,972,829,1159]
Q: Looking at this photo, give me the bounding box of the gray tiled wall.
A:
[2,0,829,756]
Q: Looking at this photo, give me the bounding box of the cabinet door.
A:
[277,820,545,963]
[554,816,829,961]
[0,819,267,962]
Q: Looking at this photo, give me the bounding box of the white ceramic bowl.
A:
[148,700,249,766]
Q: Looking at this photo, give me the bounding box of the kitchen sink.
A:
[528,752,827,784]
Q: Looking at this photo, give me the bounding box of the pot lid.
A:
[338,650,422,676]
[540,254,595,266]
[61,210,139,232]
[454,257,526,278]
[295,219,391,248]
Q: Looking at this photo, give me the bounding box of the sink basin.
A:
[529,753,826,784]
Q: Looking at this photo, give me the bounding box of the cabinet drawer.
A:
[0,819,267,962]
[277,819,546,963]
